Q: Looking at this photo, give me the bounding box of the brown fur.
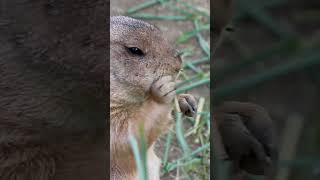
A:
[110,16,180,180]
[110,16,194,180]
[0,0,107,179]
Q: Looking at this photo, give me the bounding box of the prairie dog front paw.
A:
[178,94,197,117]
[151,76,176,104]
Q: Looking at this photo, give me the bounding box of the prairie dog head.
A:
[110,16,182,95]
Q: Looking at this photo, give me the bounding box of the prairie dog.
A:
[110,16,197,180]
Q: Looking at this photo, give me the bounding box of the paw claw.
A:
[178,94,197,117]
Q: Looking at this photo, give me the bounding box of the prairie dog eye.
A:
[127,47,144,56]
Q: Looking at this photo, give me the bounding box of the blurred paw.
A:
[214,101,277,175]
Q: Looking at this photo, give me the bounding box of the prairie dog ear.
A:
[213,0,234,53]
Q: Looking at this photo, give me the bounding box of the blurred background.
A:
[213,0,320,179]
[111,0,210,179]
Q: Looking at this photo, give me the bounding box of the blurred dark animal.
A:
[214,102,277,177]
[0,0,107,179]
[212,0,277,178]
[213,0,234,53]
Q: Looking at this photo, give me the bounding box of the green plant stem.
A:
[176,78,210,94]
[213,52,320,102]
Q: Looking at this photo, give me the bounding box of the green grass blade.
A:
[176,78,210,94]
[127,0,168,14]
[213,51,320,102]
[130,13,189,21]
[129,135,148,180]
[175,112,190,155]
[193,20,210,57]
[162,130,174,169]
